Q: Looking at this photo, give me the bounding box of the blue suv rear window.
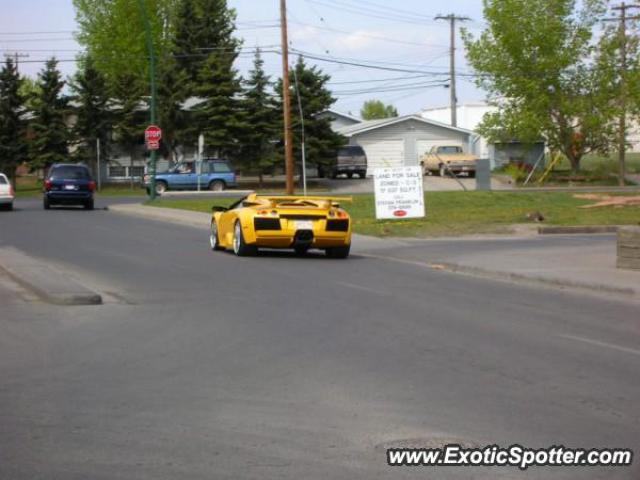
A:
[50,166,90,180]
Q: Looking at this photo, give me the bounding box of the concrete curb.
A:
[538,226,620,235]
[428,261,637,298]
[360,253,637,299]
[109,203,211,228]
[0,247,102,305]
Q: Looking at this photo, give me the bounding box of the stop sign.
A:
[145,125,162,150]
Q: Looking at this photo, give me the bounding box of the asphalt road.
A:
[1,196,639,480]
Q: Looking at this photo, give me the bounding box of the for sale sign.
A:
[144,125,162,150]
[373,166,425,219]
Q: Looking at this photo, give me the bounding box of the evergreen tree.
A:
[193,49,243,157]
[70,56,111,175]
[30,58,70,171]
[0,58,28,186]
[276,57,345,176]
[172,0,241,85]
[111,73,144,186]
[238,49,279,185]
[157,54,189,163]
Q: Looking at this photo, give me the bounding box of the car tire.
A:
[233,221,256,257]
[43,198,50,210]
[210,221,224,251]
[439,165,447,177]
[331,171,338,179]
[358,171,367,178]
[209,180,225,192]
[155,181,168,195]
[84,199,94,210]
[326,244,350,259]
[347,172,354,179]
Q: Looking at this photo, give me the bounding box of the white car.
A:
[0,173,15,211]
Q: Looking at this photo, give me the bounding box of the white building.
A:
[337,115,476,174]
[420,102,496,159]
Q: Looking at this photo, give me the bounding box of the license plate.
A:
[295,220,314,230]
[64,184,77,190]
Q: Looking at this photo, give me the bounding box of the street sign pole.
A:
[198,134,204,192]
[137,0,158,200]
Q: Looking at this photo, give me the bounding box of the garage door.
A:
[358,139,404,173]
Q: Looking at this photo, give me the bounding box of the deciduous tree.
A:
[360,99,398,120]
[464,0,614,172]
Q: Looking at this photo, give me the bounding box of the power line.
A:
[332,81,449,95]
[288,19,447,48]
[308,0,438,25]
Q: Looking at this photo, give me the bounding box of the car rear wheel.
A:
[210,221,224,251]
[43,198,50,210]
[294,245,310,256]
[439,165,447,177]
[155,181,167,195]
[209,180,225,192]
[233,221,256,256]
[326,244,350,259]
[84,199,94,210]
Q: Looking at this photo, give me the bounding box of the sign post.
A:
[373,166,425,219]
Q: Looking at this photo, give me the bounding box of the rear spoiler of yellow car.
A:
[260,195,353,207]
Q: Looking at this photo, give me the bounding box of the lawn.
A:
[148,191,640,238]
[504,152,640,186]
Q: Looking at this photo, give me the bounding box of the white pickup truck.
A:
[420,146,479,177]
[0,173,14,211]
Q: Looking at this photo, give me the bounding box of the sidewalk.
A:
[110,203,640,300]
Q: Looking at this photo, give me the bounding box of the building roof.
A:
[337,114,474,137]
[318,109,362,123]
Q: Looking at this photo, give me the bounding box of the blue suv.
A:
[144,159,237,195]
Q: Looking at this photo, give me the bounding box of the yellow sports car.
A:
[209,194,353,258]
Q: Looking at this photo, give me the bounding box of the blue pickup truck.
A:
[144,159,237,194]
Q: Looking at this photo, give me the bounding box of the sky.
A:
[0,0,488,116]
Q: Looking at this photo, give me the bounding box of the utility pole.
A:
[435,14,470,128]
[280,0,295,194]
[605,3,640,186]
[136,0,158,199]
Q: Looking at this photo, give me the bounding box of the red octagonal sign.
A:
[145,125,162,150]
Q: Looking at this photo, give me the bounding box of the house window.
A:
[129,166,145,178]
[109,165,126,178]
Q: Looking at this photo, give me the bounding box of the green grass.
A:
[15,176,146,197]
[148,191,640,238]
